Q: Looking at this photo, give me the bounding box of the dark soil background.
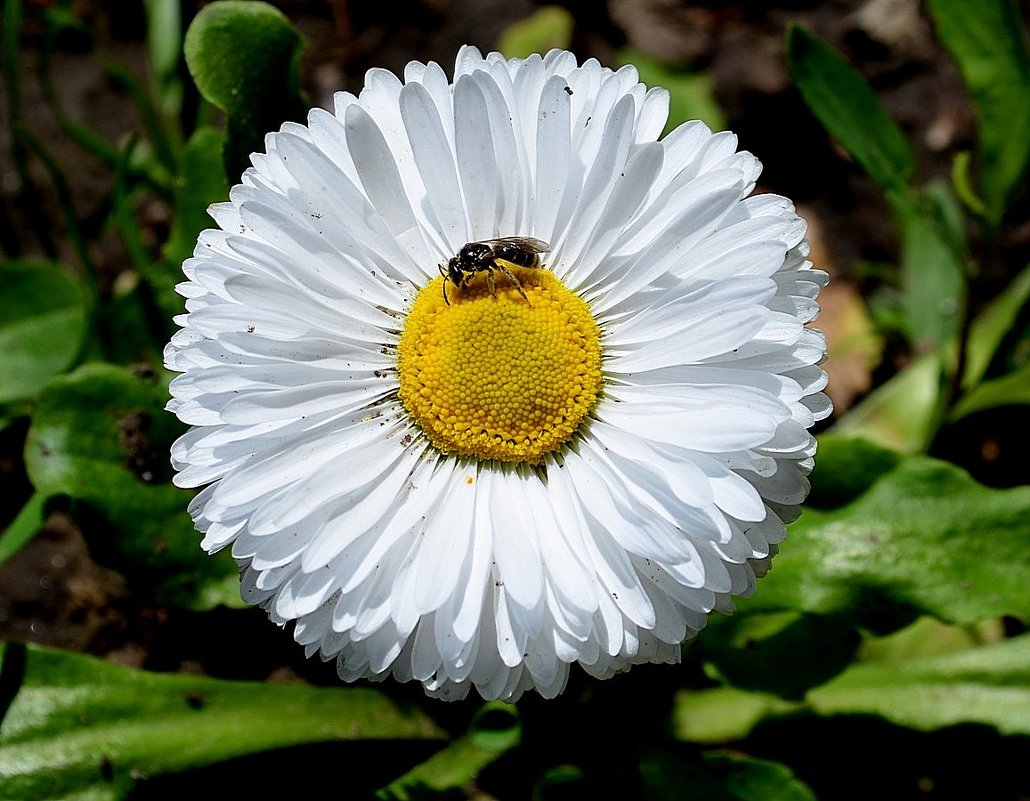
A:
[2,2,1029,799]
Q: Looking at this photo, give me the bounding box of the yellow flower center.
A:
[397,267,602,463]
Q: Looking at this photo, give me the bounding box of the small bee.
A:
[439,236,550,305]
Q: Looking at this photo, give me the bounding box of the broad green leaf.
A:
[787,25,916,197]
[0,261,87,403]
[184,0,307,179]
[701,752,818,801]
[0,643,443,801]
[695,607,1007,729]
[674,634,1030,741]
[620,48,726,133]
[895,183,966,352]
[162,126,228,270]
[0,492,46,564]
[186,0,304,119]
[950,362,1030,420]
[808,434,902,508]
[376,704,519,800]
[832,353,942,453]
[859,616,1005,665]
[640,749,817,801]
[927,0,1030,224]
[741,456,1030,626]
[807,633,1030,734]
[23,364,238,609]
[963,263,1030,390]
[672,688,801,744]
[496,5,573,59]
[698,612,859,700]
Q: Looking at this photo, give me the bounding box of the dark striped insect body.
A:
[439,237,550,305]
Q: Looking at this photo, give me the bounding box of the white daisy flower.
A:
[165,46,830,702]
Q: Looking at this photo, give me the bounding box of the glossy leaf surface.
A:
[0,261,87,403]
[23,364,238,608]
[0,643,443,801]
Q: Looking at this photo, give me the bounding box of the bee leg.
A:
[498,263,528,301]
[486,268,496,297]
[439,263,451,305]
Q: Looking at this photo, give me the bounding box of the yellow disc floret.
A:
[397,267,602,463]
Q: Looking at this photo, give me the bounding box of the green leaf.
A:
[533,765,588,797]
[808,434,902,508]
[698,612,859,700]
[0,261,88,403]
[926,0,1030,224]
[0,643,444,801]
[619,48,726,134]
[162,126,228,270]
[496,5,573,59]
[963,263,1030,390]
[740,456,1030,626]
[143,0,182,88]
[0,492,46,564]
[95,273,165,365]
[950,151,988,216]
[639,748,817,801]
[832,353,943,454]
[807,633,1030,734]
[184,0,307,179]
[143,0,184,123]
[674,634,1030,741]
[895,183,967,352]
[376,703,520,800]
[23,363,238,609]
[950,362,1030,420]
[103,56,178,175]
[701,752,819,801]
[859,616,1005,665]
[787,25,916,197]
[672,687,802,744]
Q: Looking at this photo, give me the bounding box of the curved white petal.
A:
[166,46,829,702]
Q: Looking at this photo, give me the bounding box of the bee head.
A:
[446,256,464,284]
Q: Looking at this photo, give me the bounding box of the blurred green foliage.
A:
[0,642,443,800]
[495,5,573,59]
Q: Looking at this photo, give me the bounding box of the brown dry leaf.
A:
[800,204,884,415]
[848,0,936,57]
[819,282,884,413]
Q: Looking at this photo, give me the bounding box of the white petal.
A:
[166,47,828,703]
[454,75,501,241]
[399,82,467,253]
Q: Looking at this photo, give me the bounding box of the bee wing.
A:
[479,236,551,253]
